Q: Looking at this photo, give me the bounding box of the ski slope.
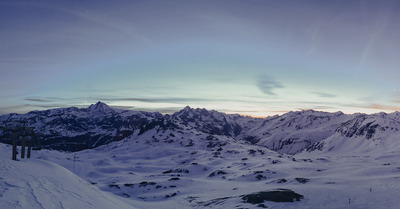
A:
[0,144,137,209]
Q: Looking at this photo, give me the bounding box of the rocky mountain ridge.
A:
[1,102,399,154]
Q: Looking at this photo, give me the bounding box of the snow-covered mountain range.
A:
[1,101,399,155]
[2,102,400,208]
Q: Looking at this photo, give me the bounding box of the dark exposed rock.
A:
[295,178,309,184]
[108,184,120,189]
[208,170,228,177]
[241,189,304,203]
[277,179,287,183]
[165,192,177,198]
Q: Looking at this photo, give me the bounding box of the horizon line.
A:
[1,101,399,119]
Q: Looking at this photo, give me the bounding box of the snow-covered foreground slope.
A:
[0,144,137,209]
[12,128,400,209]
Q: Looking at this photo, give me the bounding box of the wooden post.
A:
[27,143,32,158]
[12,134,17,161]
[21,137,26,159]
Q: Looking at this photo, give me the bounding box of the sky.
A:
[1,0,400,117]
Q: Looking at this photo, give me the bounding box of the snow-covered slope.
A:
[7,128,400,209]
[236,110,350,154]
[168,107,400,155]
[307,112,400,155]
[0,144,137,209]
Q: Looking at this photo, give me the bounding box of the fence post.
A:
[21,137,26,159]
[27,143,31,158]
[12,134,17,161]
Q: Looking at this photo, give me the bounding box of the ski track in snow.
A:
[27,181,46,209]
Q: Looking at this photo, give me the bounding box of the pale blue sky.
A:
[1,0,400,117]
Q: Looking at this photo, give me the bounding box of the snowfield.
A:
[2,132,400,209]
[0,144,137,209]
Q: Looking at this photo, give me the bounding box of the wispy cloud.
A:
[24,96,255,107]
[23,103,67,109]
[310,92,337,98]
[0,103,66,115]
[129,107,184,114]
[299,106,337,111]
[24,98,55,102]
[392,92,400,103]
[256,75,284,96]
[24,97,81,104]
[98,97,212,104]
[351,103,400,112]
[96,96,275,105]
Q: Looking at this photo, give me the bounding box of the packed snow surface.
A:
[2,131,400,209]
[0,144,137,209]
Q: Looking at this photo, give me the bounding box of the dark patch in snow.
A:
[272,160,280,164]
[163,170,172,174]
[241,189,304,203]
[199,196,235,207]
[138,181,156,187]
[257,203,268,208]
[208,170,227,177]
[108,184,120,189]
[276,179,287,183]
[295,178,309,184]
[165,192,177,198]
[255,174,267,180]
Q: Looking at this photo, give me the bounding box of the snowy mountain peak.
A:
[177,106,213,116]
[173,106,221,121]
[87,101,114,114]
[183,105,192,111]
[88,101,109,110]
